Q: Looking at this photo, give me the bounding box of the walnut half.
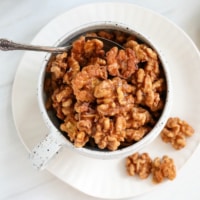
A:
[151,155,176,183]
[161,117,194,150]
[126,152,152,179]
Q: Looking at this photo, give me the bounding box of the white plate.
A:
[12,2,200,199]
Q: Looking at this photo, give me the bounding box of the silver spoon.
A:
[0,37,124,53]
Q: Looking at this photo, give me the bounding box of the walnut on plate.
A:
[151,155,176,183]
[161,117,194,150]
[126,153,177,184]
[126,152,152,179]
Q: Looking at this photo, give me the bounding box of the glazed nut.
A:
[151,155,176,183]
[126,153,177,184]
[161,117,194,150]
[126,153,152,179]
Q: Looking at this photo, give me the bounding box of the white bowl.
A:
[31,21,172,170]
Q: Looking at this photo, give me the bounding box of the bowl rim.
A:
[37,20,172,159]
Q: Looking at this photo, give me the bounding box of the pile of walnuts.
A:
[44,30,166,151]
[126,117,194,184]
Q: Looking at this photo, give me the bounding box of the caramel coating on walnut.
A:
[151,156,176,183]
[126,153,152,179]
[161,117,194,150]
[94,116,126,150]
[107,47,138,79]
[71,64,107,102]
[44,30,167,150]
[126,153,176,183]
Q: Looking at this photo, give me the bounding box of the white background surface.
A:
[0,0,200,200]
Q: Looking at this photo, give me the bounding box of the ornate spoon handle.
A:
[0,37,124,54]
[0,39,70,53]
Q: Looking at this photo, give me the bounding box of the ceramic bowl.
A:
[31,21,172,170]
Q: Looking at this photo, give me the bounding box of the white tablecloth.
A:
[1,0,200,199]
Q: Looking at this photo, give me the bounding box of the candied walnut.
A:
[74,101,90,113]
[126,107,153,129]
[88,57,106,65]
[94,80,114,98]
[53,87,72,103]
[97,102,118,116]
[126,153,152,179]
[134,69,165,112]
[152,78,166,92]
[95,77,135,116]
[151,156,176,183]
[136,68,145,83]
[171,135,186,150]
[63,56,80,85]
[106,47,138,79]
[115,115,127,133]
[71,36,105,66]
[93,116,126,151]
[96,96,134,117]
[77,119,93,134]
[161,117,194,150]
[125,40,161,82]
[47,52,68,81]
[113,77,135,106]
[125,127,150,142]
[50,86,74,120]
[74,100,97,121]
[60,115,78,142]
[125,40,157,64]
[74,131,90,147]
[125,40,148,61]
[60,115,89,147]
[97,31,114,40]
[72,65,107,102]
[84,38,104,58]
[71,36,86,65]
